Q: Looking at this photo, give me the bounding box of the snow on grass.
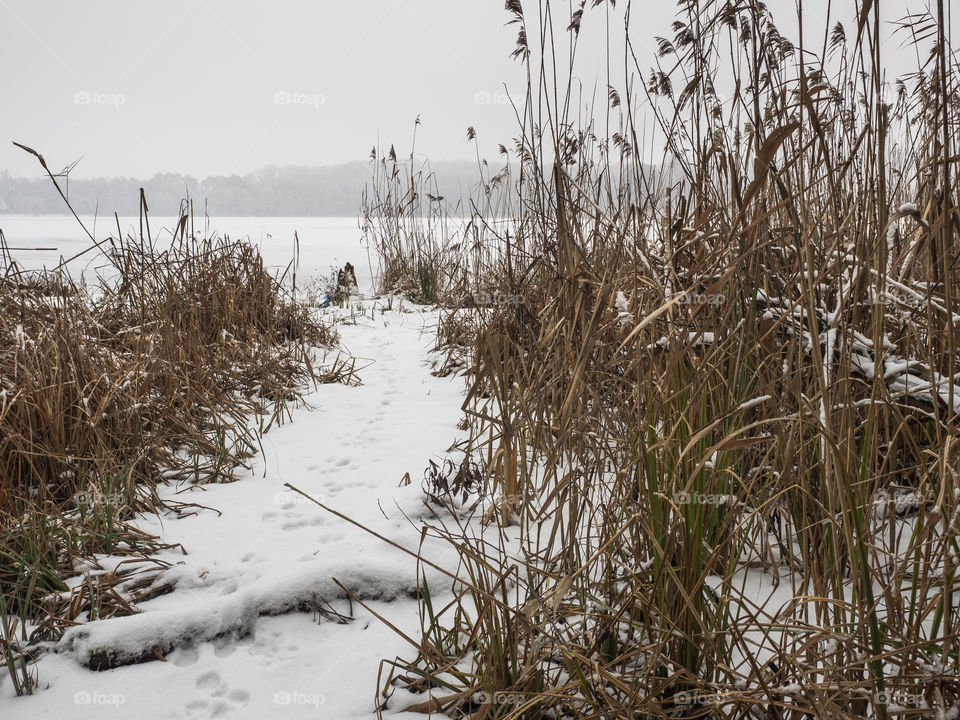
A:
[57,550,455,671]
[2,300,474,719]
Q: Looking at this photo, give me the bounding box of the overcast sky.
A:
[0,0,952,180]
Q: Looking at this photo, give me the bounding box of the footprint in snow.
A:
[296,530,345,549]
[213,635,237,658]
[195,671,220,691]
[187,670,250,719]
[280,516,324,531]
[169,644,200,667]
[217,580,239,596]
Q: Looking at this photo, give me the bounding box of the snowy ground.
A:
[2,300,471,720]
[0,215,376,290]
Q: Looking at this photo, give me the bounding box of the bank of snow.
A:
[1,301,475,720]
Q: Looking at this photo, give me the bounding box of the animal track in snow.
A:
[280,516,324,531]
[213,635,237,658]
[195,671,220,691]
[187,670,250,719]
[170,644,199,667]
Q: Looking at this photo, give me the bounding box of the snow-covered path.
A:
[3,303,466,720]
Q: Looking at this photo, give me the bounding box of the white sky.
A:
[0,0,952,180]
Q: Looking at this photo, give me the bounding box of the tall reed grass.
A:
[0,186,350,693]
[366,1,960,717]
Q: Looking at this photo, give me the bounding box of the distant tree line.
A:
[0,160,657,218]
[0,161,495,217]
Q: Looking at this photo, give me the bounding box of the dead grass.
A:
[364,1,960,717]
[0,198,353,693]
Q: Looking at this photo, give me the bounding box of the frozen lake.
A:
[0,215,375,292]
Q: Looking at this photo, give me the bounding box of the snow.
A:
[1,299,475,720]
[613,290,631,327]
[14,324,27,350]
[736,395,771,412]
[7,213,960,717]
[613,290,633,327]
[646,331,717,350]
[757,287,960,414]
[0,215,374,290]
[614,291,629,315]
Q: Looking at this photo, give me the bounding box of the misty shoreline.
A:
[0,160,491,217]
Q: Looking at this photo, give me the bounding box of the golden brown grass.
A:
[0,201,353,694]
[364,1,960,718]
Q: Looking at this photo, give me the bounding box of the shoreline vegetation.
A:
[361,0,960,717]
[3,0,960,717]
[0,154,357,693]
